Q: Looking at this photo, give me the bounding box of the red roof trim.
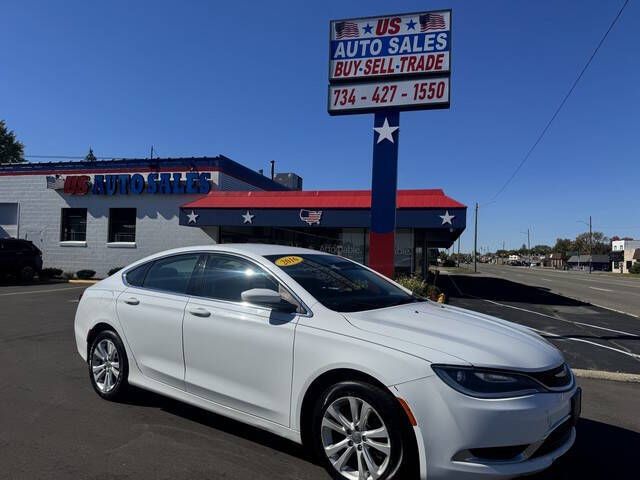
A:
[182,189,465,209]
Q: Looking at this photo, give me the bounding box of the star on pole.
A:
[440,211,455,225]
[187,210,199,224]
[241,210,255,224]
[373,117,399,144]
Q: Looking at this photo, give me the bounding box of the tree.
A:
[0,120,25,163]
[84,148,97,162]
[553,238,573,259]
[574,231,610,255]
[531,244,552,255]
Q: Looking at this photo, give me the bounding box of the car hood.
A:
[343,301,564,371]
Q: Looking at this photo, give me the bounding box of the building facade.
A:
[0,157,466,278]
[611,239,640,273]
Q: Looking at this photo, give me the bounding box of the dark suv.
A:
[0,239,43,281]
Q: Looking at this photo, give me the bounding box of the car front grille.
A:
[528,364,573,390]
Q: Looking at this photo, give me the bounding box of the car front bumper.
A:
[393,374,578,480]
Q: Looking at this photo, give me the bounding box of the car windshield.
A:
[265,254,419,313]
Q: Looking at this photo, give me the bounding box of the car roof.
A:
[149,243,332,258]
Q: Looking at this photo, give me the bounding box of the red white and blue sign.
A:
[330,11,451,82]
[328,10,451,115]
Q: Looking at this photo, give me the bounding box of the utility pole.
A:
[473,202,478,273]
[589,215,593,273]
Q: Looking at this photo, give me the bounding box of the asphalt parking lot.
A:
[439,271,640,375]
[1,282,639,479]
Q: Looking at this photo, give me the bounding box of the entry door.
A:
[183,253,298,426]
[116,253,202,390]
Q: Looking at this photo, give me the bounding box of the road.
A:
[0,283,638,479]
[476,264,640,318]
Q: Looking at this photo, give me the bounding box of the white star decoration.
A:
[373,117,399,144]
[440,211,455,225]
[187,210,199,224]
[241,210,255,224]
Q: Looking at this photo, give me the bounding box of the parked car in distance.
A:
[74,244,580,480]
[0,238,43,281]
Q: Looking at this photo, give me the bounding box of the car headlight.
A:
[432,365,546,399]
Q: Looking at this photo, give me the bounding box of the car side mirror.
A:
[241,288,298,313]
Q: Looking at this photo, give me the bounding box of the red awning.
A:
[182,189,465,209]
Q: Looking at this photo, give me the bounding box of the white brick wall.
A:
[0,170,241,277]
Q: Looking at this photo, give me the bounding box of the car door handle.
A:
[188,307,211,318]
[123,297,140,305]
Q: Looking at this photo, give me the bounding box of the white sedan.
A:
[74,244,580,480]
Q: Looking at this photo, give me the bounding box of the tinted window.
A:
[194,254,279,302]
[60,208,87,242]
[266,254,417,313]
[108,208,136,242]
[143,254,200,294]
[125,262,151,287]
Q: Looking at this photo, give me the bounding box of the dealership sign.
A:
[328,10,451,115]
[58,172,212,196]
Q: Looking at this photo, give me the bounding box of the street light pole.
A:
[589,215,593,273]
[473,202,478,273]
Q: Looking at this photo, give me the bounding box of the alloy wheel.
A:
[91,339,120,393]
[321,396,391,480]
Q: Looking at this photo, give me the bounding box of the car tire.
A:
[311,381,411,480]
[88,330,129,401]
[18,266,35,282]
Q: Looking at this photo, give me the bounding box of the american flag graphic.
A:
[335,21,359,39]
[299,209,323,225]
[46,175,65,190]
[419,13,446,32]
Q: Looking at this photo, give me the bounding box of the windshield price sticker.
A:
[330,11,451,82]
[329,77,449,114]
[275,256,304,267]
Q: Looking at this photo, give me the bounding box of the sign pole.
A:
[370,110,400,278]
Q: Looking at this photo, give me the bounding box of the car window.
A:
[124,262,151,287]
[265,254,417,313]
[193,253,279,303]
[142,254,200,295]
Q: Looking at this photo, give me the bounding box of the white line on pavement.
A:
[589,286,613,292]
[529,326,640,360]
[0,286,85,297]
[483,299,640,338]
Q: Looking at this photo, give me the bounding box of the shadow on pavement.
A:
[121,388,639,480]
[439,274,589,307]
[530,418,640,478]
[121,386,313,462]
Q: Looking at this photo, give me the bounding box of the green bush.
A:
[76,269,96,280]
[39,267,63,279]
[395,275,428,296]
[108,267,124,276]
[395,274,443,300]
[630,262,640,274]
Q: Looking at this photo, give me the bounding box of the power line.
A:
[486,0,630,205]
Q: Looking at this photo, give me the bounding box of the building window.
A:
[60,208,87,242]
[108,208,136,243]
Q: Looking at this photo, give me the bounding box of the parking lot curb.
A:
[68,279,99,285]
[573,369,640,383]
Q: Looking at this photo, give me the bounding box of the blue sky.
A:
[1,0,638,252]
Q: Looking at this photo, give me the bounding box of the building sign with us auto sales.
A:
[328,10,451,114]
